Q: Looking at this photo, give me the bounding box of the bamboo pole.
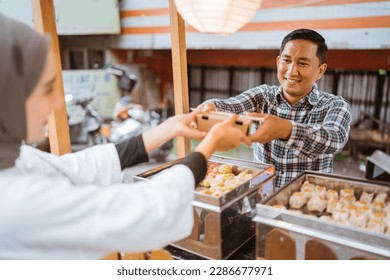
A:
[32,0,71,155]
[169,0,191,158]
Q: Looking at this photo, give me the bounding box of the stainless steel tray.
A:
[263,171,390,209]
[134,154,275,259]
[134,154,275,208]
[254,171,390,259]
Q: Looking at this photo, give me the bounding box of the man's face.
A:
[276,39,327,105]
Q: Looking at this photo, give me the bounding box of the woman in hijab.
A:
[0,13,251,259]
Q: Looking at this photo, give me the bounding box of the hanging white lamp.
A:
[173,0,263,35]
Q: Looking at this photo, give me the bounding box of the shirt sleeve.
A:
[114,134,149,169]
[0,164,195,259]
[207,85,266,113]
[17,144,123,186]
[285,97,352,158]
[179,152,207,186]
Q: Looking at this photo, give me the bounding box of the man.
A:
[198,29,352,189]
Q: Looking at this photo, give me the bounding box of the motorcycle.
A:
[107,65,173,162]
[109,97,173,162]
[65,94,107,148]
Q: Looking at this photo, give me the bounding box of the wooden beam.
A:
[169,0,191,158]
[32,0,71,155]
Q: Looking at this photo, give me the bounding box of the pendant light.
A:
[173,0,263,35]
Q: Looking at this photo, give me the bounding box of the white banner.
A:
[0,260,387,280]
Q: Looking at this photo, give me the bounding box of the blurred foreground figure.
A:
[0,13,250,259]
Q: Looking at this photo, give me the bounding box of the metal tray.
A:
[134,154,275,259]
[253,171,390,259]
[134,154,275,208]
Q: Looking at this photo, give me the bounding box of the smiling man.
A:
[198,29,352,189]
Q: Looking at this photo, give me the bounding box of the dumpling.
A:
[218,164,232,174]
[356,204,371,220]
[332,209,349,223]
[307,195,327,212]
[224,178,240,189]
[313,185,326,197]
[367,213,385,234]
[349,211,368,229]
[214,173,234,184]
[302,180,313,188]
[345,204,358,214]
[359,191,374,204]
[301,187,314,199]
[340,188,354,198]
[373,193,387,204]
[237,170,254,180]
[325,189,339,201]
[340,194,356,206]
[354,200,369,208]
[201,175,213,187]
[289,192,308,209]
[326,198,339,214]
[371,201,385,213]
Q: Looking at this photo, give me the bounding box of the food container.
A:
[253,171,390,260]
[196,111,263,136]
[134,155,275,259]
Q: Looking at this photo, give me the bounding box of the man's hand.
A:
[196,102,216,112]
[247,112,292,143]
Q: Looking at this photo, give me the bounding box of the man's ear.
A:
[276,56,280,67]
[317,63,327,80]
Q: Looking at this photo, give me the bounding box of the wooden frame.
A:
[169,0,191,158]
[32,0,71,155]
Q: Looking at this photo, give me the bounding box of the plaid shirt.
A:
[209,84,352,190]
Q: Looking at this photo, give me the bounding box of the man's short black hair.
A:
[280,29,328,64]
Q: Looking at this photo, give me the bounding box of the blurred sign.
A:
[62,70,121,119]
[55,0,121,35]
[0,0,33,26]
[0,0,120,35]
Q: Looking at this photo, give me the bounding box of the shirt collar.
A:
[307,83,320,106]
[276,86,284,104]
[277,83,320,106]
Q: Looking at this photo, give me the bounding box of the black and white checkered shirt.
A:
[208,84,352,190]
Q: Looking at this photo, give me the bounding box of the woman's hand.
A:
[195,114,251,159]
[142,111,206,153]
[209,114,252,151]
[166,112,206,141]
[246,112,292,143]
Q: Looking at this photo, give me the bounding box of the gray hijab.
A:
[0,13,49,169]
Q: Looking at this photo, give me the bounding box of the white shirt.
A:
[0,144,194,259]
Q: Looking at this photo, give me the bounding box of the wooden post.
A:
[32,0,71,155]
[169,0,191,158]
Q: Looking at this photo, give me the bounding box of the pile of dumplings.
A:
[197,163,255,197]
[276,181,390,235]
